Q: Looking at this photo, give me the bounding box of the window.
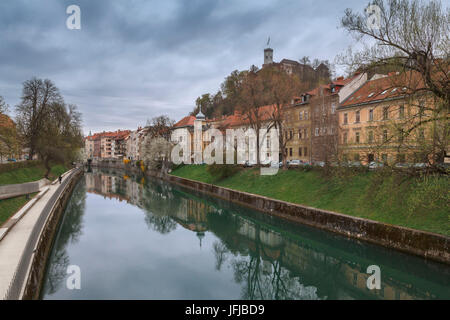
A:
[355,132,360,143]
[396,154,406,163]
[383,107,389,120]
[343,132,348,144]
[315,128,319,136]
[304,111,308,120]
[299,111,303,120]
[304,129,308,139]
[331,103,336,114]
[383,130,388,142]
[354,154,360,161]
[399,105,405,119]
[304,147,308,156]
[368,131,374,143]
[381,154,388,163]
[344,113,348,124]
[419,128,425,139]
[419,101,425,117]
[266,136,270,148]
[289,148,293,156]
[298,130,302,139]
[369,109,374,121]
[285,148,288,155]
[289,130,293,140]
[298,148,302,156]
[355,110,360,123]
[398,129,404,143]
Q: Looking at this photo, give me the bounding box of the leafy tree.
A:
[36,102,83,178]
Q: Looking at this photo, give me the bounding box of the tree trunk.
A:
[44,158,51,179]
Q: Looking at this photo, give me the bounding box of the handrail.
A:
[3,167,81,300]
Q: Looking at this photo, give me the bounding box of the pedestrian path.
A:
[0,171,72,299]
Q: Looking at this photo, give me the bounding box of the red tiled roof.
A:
[173,115,196,128]
[0,113,15,128]
[86,129,131,141]
[339,71,424,108]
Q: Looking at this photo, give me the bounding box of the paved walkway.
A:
[0,173,71,299]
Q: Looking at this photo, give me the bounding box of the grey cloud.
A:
[0,0,368,134]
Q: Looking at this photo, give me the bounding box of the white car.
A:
[288,159,301,166]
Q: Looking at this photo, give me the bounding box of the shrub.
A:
[206,164,240,181]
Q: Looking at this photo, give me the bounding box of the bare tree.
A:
[260,66,306,168]
[15,78,63,159]
[0,96,9,114]
[340,0,449,164]
[142,115,175,172]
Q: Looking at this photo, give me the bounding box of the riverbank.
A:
[171,165,449,236]
[0,163,68,226]
[0,168,82,300]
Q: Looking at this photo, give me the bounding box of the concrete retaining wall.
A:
[0,179,49,200]
[21,169,83,300]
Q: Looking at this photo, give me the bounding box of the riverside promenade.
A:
[0,170,74,299]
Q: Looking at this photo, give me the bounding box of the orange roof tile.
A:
[173,115,196,128]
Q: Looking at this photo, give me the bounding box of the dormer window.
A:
[381,89,388,95]
[368,92,375,98]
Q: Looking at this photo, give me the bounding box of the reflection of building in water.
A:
[84,172,441,300]
[173,198,215,248]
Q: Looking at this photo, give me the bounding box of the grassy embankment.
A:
[0,162,68,226]
[171,165,449,236]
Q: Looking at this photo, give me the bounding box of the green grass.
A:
[0,163,68,226]
[0,193,38,226]
[0,164,68,186]
[171,165,450,236]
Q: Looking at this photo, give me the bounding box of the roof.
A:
[217,104,276,129]
[173,115,196,128]
[302,74,359,98]
[339,71,424,108]
[85,129,131,141]
[0,113,15,128]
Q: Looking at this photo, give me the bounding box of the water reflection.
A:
[41,168,450,300]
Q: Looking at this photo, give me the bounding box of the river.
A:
[40,168,450,299]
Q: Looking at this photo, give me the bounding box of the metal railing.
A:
[3,168,82,300]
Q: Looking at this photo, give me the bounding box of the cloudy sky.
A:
[0,0,368,134]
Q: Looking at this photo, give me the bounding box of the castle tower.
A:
[264,47,273,65]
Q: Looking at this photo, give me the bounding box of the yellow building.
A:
[338,73,441,165]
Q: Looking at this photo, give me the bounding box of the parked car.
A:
[243,160,255,167]
[394,163,412,169]
[287,159,301,166]
[7,158,17,162]
[312,161,325,167]
[413,163,428,169]
[368,161,384,170]
[344,161,362,167]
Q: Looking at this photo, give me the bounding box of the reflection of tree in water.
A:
[140,180,180,234]
[43,179,87,296]
[208,211,321,300]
